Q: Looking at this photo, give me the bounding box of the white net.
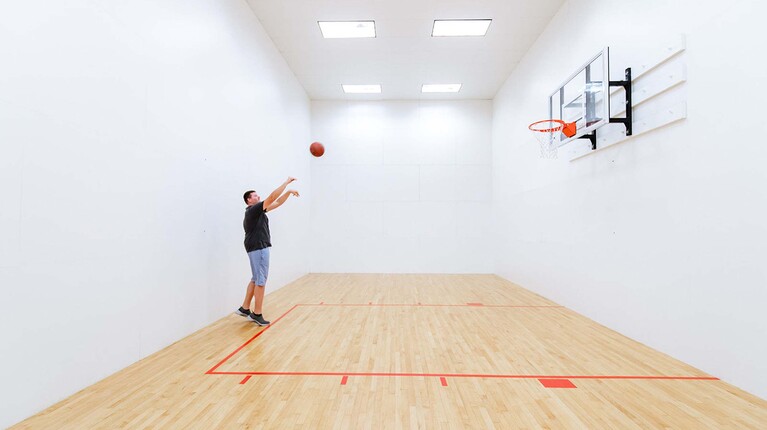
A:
[529,120,562,159]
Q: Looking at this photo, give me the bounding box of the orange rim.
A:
[529,119,577,138]
[528,119,566,133]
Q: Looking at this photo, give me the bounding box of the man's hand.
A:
[266,177,297,207]
[265,189,300,212]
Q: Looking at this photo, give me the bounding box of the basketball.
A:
[310,141,324,157]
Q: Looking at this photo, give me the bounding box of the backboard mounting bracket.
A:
[580,130,598,150]
[577,67,633,150]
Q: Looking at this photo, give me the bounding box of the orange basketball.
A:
[310,141,324,157]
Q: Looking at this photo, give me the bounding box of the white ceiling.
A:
[245,0,565,100]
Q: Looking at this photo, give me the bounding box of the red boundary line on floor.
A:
[299,304,564,308]
[539,378,577,388]
[206,303,719,382]
[212,371,717,381]
[206,304,299,374]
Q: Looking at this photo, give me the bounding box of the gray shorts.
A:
[248,248,270,285]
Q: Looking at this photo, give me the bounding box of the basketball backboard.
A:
[549,48,610,147]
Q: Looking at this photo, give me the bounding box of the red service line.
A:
[540,378,576,388]
[210,370,718,381]
[206,304,299,375]
[298,303,564,308]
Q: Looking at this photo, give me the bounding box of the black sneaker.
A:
[249,313,270,326]
[235,307,250,317]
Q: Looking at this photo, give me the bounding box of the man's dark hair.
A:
[243,190,255,204]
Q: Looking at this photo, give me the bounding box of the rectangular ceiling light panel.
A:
[432,19,491,37]
[319,21,376,38]
[342,84,382,94]
[422,84,462,93]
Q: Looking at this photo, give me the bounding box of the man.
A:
[236,177,299,325]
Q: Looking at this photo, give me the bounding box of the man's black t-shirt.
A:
[244,202,271,252]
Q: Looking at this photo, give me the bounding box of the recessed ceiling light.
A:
[318,21,376,38]
[422,84,463,93]
[342,84,382,94]
[432,19,492,37]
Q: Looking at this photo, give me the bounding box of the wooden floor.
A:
[13,274,767,429]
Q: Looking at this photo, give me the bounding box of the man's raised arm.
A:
[265,190,299,212]
[263,177,296,208]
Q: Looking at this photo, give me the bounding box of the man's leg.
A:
[248,248,270,326]
[249,284,269,325]
[238,250,260,316]
[241,281,255,310]
[253,284,266,314]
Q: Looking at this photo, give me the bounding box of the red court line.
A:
[239,375,252,384]
[341,376,348,385]
[539,378,576,388]
[297,303,563,308]
[206,304,299,374]
[209,370,718,381]
[440,377,448,386]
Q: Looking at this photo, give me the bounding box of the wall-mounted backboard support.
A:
[548,47,633,150]
[549,48,610,148]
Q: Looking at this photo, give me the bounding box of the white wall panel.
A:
[311,100,492,273]
[382,166,420,202]
[311,165,348,202]
[455,166,492,202]
[347,165,386,202]
[345,202,385,238]
[0,0,310,427]
[381,102,422,165]
[456,101,493,165]
[492,0,767,399]
[419,165,457,202]
[456,203,491,239]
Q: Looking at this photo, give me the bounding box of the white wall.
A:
[492,0,767,398]
[0,0,311,427]
[311,101,493,273]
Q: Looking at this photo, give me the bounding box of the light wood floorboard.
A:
[12,274,767,429]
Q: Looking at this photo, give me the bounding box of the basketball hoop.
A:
[528,120,576,159]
